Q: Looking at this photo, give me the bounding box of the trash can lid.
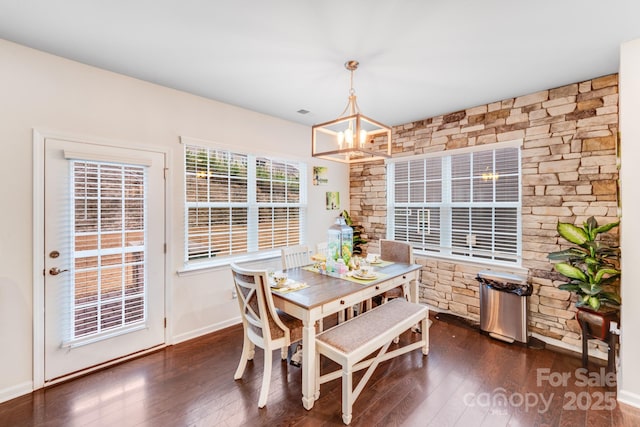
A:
[477,270,527,285]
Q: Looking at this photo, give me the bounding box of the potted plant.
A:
[342,210,367,256]
[548,216,621,342]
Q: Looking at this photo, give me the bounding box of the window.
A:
[184,143,306,263]
[387,141,521,265]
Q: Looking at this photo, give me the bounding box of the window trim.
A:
[180,137,307,270]
[386,139,523,267]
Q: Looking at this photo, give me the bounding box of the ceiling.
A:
[1,1,640,127]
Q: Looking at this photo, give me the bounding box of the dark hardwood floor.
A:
[2,313,640,427]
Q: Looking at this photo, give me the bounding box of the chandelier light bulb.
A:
[344,128,353,147]
[337,131,345,148]
[359,129,367,147]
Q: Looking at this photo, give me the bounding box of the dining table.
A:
[271,261,421,410]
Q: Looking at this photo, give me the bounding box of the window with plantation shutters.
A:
[387,141,521,265]
[184,143,306,263]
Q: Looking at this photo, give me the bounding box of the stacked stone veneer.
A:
[350,74,619,350]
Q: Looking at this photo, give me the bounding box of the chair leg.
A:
[315,349,321,398]
[281,346,288,360]
[289,343,302,367]
[234,334,252,380]
[258,349,273,408]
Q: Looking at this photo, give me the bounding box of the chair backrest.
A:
[380,239,414,264]
[281,245,312,269]
[315,241,328,257]
[230,263,289,345]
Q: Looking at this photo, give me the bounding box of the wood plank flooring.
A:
[2,312,640,427]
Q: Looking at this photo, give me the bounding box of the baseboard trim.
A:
[530,332,608,361]
[618,389,640,409]
[0,381,33,405]
[172,316,242,344]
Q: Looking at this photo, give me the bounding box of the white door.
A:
[44,138,166,382]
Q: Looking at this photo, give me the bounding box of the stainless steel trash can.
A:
[477,270,531,344]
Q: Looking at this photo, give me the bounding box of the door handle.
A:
[49,267,69,276]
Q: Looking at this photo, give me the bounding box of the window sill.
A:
[177,250,281,277]
[414,251,529,277]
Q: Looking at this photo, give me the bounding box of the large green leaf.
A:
[555,262,587,281]
[558,283,581,292]
[600,292,622,305]
[594,268,621,283]
[588,296,601,310]
[584,216,598,237]
[594,221,620,235]
[579,284,602,296]
[548,247,587,261]
[557,222,588,245]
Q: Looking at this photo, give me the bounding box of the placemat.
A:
[302,264,391,284]
[342,271,390,284]
[271,281,309,293]
[366,260,394,268]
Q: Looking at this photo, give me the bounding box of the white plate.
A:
[353,272,378,280]
[368,260,383,265]
[271,278,291,289]
[271,279,305,290]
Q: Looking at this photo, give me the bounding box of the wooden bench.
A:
[315,298,429,424]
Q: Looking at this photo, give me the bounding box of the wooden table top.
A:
[274,262,421,310]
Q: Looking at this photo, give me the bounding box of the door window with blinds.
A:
[72,160,147,342]
[184,144,306,263]
[387,141,521,265]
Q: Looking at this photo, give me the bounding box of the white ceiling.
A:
[1,0,640,127]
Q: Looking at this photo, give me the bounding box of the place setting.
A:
[269,271,308,293]
[351,264,378,281]
[365,253,394,268]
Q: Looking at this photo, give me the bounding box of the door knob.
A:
[49,267,69,276]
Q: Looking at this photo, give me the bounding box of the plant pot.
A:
[576,306,619,373]
[576,306,619,341]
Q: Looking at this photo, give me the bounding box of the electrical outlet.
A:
[231,289,237,300]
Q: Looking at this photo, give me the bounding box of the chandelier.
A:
[312,60,392,163]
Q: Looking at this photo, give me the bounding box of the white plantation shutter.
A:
[184,144,306,263]
[71,160,147,342]
[185,147,249,259]
[388,142,521,265]
[392,157,442,250]
[256,157,303,249]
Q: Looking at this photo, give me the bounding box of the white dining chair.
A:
[315,241,328,258]
[281,244,312,269]
[231,263,303,408]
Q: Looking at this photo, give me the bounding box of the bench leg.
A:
[421,315,429,355]
[342,368,353,425]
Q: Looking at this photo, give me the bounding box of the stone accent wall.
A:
[350,74,619,349]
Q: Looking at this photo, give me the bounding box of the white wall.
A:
[0,39,349,402]
[619,38,640,408]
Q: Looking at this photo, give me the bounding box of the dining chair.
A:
[380,239,414,303]
[231,263,303,408]
[282,244,333,332]
[315,241,328,258]
[281,244,312,269]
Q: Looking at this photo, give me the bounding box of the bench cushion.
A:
[316,299,425,355]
